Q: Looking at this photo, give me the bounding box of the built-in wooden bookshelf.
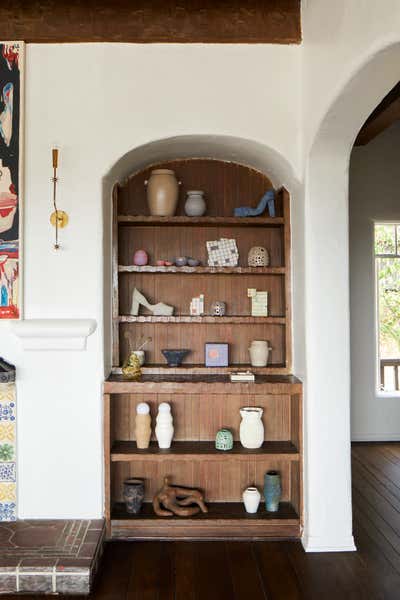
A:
[105,158,302,540]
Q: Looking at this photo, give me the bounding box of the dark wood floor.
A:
[12,443,400,599]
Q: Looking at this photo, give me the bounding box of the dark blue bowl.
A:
[161,349,190,367]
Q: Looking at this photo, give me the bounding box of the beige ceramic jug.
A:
[145,169,180,216]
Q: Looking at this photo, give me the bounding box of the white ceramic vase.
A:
[184,190,206,216]
[248,340,272,367]
[242,486,261,513]
[155,402,174,449]
[239,407,264,449]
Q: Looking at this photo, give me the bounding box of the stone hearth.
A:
[0,519,105,594]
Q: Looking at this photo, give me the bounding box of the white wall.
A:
[0,43,301,518]
[350,122,400,441]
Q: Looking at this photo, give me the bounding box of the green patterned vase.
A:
[215,428,233,451]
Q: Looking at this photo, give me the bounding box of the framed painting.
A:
[0,42,23,319]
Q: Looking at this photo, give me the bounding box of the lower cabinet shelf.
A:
[110,441,300,462]
[110,502,301,540]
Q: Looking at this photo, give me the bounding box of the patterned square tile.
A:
[0,503,16,521]
[0,423,15,442]
[0,483,16,502]
[0,462,16,482]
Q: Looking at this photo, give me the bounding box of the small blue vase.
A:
[264,470,281,512]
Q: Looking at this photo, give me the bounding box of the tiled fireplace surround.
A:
[0,360,105,595]
[0,519,105,594]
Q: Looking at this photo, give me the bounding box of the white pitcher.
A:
[239,407,264,449]
[155,402,174,449]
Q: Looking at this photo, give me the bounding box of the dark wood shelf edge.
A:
[118,215,284,227]
[104,373,303,394]
[110,441,300,461]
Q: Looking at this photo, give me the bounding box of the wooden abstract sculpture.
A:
[153,477,208,517]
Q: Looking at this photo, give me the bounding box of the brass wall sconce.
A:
[50,148,69,250]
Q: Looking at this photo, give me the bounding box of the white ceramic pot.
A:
[248,340,272,367]
[145,169,179,217]
[155,402,174,449]
[132,350,145,366]
[239,407,264,449]
[242,486,261,513]
[184,190,206,216]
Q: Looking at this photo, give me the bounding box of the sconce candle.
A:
[50,147,69,250]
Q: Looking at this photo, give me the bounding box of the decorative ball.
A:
[136,402,150,415]
[133,249,149,266]
[215,428,233,451]
[174,256,188,267]
[211,301,226,317]
[158,402,171,413]
[248,246,270,267]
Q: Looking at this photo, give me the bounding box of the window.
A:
[375,223,400,392]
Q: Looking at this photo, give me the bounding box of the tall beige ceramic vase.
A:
[145,169,180,216]
[135,402,152,449]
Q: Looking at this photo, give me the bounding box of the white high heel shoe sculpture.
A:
[130,288,174,317]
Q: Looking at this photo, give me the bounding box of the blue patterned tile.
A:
[0,463,16,482]
[0,502,16,521]
[0,403,15,422]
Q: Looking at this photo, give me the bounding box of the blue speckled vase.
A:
[264,470,281,512]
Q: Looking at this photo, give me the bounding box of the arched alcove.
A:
[303,42,400,552]
[102,135,304,379]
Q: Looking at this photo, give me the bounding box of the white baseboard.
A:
[302,534,356,553]
[351,433,400,442]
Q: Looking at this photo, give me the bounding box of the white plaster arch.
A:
[303,42,400,552]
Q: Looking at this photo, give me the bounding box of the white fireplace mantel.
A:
[11,319,97,351]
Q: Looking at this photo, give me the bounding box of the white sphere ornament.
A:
[136,402,150,415]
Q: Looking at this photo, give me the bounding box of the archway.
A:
[303,43,400,551]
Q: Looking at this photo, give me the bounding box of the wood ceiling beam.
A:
[0,0,301,44]
[355,82,400,146]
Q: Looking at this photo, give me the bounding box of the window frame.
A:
[374,221,400,397]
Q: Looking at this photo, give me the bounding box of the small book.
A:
[229,371,255,382]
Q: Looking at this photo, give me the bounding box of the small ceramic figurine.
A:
[248,246,270,267]
[215,428,233,451]
[130,288,174,316]
[123,478,145,514]
[234,189,275,217]
[155,402,174,448]
[242,486,261,513]
[135,402,151,449]
[184,190,206,216]
[121,352,142,379]
[174,256,188,267]
[153,477,208,517]
[133,249,149,266]
[211,301,226,316]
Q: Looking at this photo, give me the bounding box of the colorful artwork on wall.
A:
[0,42,23,319]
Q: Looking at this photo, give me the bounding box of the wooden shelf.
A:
[110,441,299,462]
[110,502,300,540]
[104,373,302,394]
[119,315,285,324]
[118,215,284,227]
[112,363,287,375]
[118,265,285,275]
